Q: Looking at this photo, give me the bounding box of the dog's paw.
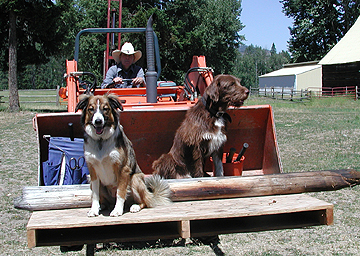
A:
[87,208,99,217]
[110,207,124,217]
[130,204,141,213]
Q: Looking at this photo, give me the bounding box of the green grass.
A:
[0,89,67,112]
[1,94,360,255]
[245,96,360,173]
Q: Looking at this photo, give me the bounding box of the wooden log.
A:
[170,169,360,201]
[14,169,360,211]
[15,184,91,211]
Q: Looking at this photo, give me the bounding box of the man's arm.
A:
[101,66,118,88]
[133,68,146,87]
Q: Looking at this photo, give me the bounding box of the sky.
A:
[240,1,294,52]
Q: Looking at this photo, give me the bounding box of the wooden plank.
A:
[321,207,334,225]
[27,194,333,248]
[27,229,36,249]
[178,220,190,238]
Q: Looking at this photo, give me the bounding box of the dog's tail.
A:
[144,174,172,207]
[152,153,179,179]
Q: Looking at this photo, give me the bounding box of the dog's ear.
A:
[107,94,124,111]
[206,77,220,102]
[75,94,91,112]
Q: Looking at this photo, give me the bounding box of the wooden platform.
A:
[27,194,333,248]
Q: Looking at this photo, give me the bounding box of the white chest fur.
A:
[203,118,227,154]
[84,131,123,186]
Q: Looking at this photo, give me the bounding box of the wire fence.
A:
[250,87,310,101]
[308,86,358,99]
[1,86,359,107]
[0,86,61,106]
[250,86,359,101]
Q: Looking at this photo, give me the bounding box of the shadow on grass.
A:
[61,237,225,256]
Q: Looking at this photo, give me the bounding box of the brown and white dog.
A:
[152,74,249,179]
[76,94,171,217]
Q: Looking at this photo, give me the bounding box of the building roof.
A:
[259,64,321,78]
[319,16,360,65]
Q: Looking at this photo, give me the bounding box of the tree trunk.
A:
[8,10,20,112]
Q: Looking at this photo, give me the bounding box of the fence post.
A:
[356,86,358,100]
[264,86,267,97]
[271,87,274,98]
[56,85,60,106]
[290,89,294,101]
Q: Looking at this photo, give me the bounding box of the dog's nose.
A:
[245,89,249,95]
[94,119,103,125]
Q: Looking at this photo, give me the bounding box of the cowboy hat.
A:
[112,42,142,63]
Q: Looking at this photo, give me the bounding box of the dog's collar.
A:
[200,94,232,123]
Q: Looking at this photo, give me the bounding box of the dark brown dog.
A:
[152,74,249,179]
[76,94,171,217]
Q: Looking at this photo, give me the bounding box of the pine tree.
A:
[270,43,277,56]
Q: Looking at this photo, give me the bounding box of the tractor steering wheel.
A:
[74,72,97,94]
[105,79,134,88]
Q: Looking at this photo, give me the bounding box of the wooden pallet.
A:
[27,194,333,248]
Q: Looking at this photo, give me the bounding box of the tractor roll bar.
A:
[73,28,162,80]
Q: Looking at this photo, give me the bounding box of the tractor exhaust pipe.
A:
[145,15,157,103]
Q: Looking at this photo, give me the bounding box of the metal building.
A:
[258,61,322,91]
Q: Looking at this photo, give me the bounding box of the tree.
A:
[68,0,158,82]
[0,0,245,91]
[270,43,277,56]
[0,0,71,111]
[232,45,290,88]
[268,50,291,72]
[72,0,108,80]
[8,9,18,111]
[281,0,360,62]
[125,0,244,84]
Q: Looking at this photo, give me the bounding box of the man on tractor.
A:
[101,42,146,88]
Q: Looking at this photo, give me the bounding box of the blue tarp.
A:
[42,137,89,186]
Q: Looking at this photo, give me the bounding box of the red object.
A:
[65,60,78,113]
[209,153,245,176]
[222,153,245,176]
[188,56,213,95]
[105,0,122,76]
[33,104,281,185]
